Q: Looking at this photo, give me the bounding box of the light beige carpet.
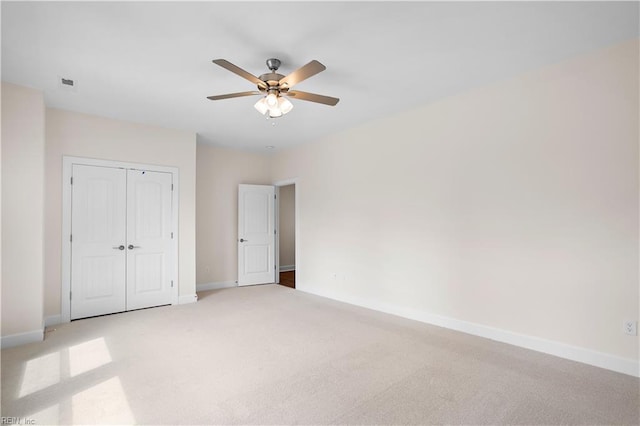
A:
[2,284,638,425]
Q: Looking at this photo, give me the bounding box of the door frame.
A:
[61,156,180,323]
[273,178,299,286]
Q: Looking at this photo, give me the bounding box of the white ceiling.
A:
[2,1,638,151]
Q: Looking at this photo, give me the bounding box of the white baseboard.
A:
[302,288,640,378]
[279,265,295,272]
[197,281,237,292]
[179,294,198,304]
[44,315,62,327]
[1,329,44,349]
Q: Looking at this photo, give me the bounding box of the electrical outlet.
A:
[623,321,637,336]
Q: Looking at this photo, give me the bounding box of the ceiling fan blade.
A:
[285,90,339,106]
[279,60,326,88]
[212,59,267,89]
[207,91,262,101]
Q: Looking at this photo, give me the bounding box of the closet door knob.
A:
[240,238,248,243]
[128,245,140,250]
[113,245,125,250]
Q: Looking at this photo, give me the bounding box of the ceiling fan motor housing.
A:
[258,73,286,91]
[258,59,286,92]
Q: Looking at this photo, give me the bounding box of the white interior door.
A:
[71,165,127,320]
[126,170,173,310]
[238,184,275,286]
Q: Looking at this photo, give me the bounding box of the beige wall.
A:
[278,184,295,268]
[271,40,639,362]
[45,109,197,317]
[196,143,271,284]
[1,83,45,337]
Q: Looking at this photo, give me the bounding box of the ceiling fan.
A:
[207,58,339,118]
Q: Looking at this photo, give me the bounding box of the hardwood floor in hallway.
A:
[279,270,295,289]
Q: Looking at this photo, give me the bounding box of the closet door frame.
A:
[61,156,180,323]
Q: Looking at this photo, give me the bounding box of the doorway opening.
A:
[276,182,296,289]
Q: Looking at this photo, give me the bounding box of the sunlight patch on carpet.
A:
[72,376,135,424]
[19,351,61,397]
[69,337,112,377]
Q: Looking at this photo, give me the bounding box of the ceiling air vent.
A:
[58,76,78,92]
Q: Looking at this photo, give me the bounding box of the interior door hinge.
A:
[70,176,73,185]
[274,194,276,199]
[171,232,174,239]
[171,184,174,191]
[70,291,72,300]
[171,280,174,288]
[70,234,72,242]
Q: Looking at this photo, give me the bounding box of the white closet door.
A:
[71,165,127,320]
[238,184,275,286]
[126,169,173,310]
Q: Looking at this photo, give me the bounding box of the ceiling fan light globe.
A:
[254,98,268,115]
[278,97,293,114]
[268,108,283,118]
[265,93,279,108]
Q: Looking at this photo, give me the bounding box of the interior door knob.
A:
[240,238,248,243]
[128,245,140,250]
[113,245,125,250]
